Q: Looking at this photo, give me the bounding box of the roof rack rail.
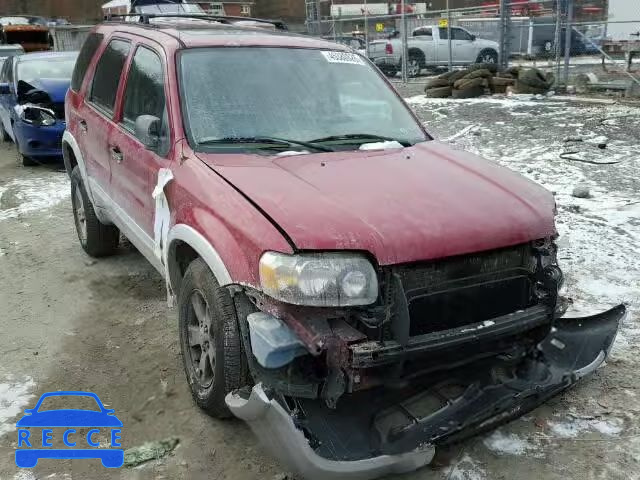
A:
[103,13,288,31]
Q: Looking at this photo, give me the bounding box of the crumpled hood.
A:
[27,78,70,103]
[198,142,556,266]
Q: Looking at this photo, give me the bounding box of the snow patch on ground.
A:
[0,174,69,222]
[0,376,36,437]
[443,454,487,480]
[13,472,37,480]
[483,429,542,457]
[548,417,624,438]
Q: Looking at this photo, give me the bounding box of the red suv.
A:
[63,15,625,480]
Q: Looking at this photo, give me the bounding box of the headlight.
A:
[20,106,56,126]
[259,252,378,306]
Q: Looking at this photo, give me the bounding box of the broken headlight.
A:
[259,252,378,306]
[20,106,56,127]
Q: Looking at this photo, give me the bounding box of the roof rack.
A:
[103,13,288,31]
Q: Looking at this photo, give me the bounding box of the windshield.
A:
[0,16,46,26]
[179,47,427,151]
[137,3,204,13]
[17,56,77,83]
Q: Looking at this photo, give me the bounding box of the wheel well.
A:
[408,48,426,65]
[62,142,78,178]
[169,241,200,294]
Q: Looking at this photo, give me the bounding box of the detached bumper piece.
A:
[226,305,625,480]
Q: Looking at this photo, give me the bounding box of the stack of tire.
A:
[424,64,555,99]
[489,67,520,94]
[514,68,555,95]
[424,63,499,99]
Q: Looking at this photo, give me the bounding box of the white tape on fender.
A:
[321,50,365,65]
[152,168,174,306]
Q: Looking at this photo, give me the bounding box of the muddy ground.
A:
[0,92,638,480]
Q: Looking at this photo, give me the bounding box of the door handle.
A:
[79,119,88,132]
[110,146,124,164]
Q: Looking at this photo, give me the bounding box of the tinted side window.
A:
[71,32,104,92]
[89,39,130,114]
[452,28,473,41]
[439,28,448,40]
[122,46,169,154]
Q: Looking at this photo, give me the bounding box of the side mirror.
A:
[0,83,10,95]
[134,114,161,149]
[470,34,477,41]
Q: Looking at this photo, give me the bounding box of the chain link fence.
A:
[319,1,640,96]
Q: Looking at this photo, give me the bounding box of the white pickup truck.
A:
[369,25,499,77]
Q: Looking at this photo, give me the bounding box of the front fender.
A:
[167,223,235,293]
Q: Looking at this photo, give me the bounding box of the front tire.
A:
[0,122,10,142]
[476,49,498,65]
[70,166,119,257]
[179,258,247,418]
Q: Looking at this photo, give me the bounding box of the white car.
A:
[369,25,499,77]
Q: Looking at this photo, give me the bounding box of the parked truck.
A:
[369,25,499,77]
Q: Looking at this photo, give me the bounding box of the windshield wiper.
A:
[198,136,333,153]
[309,134,411,147]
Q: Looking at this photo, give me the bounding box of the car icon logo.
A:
[15,391,123,468]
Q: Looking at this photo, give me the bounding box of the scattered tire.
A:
[426,77,451,89]
[426,86,453,98]
[452,84,486,99]
[70,166,120,257]
[518,68,554,89]
[454,77,485,90]
[179,257,248,418]
[448,69,470,83]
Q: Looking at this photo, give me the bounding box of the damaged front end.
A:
[226,240,625,480]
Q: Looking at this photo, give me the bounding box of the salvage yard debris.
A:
[123,437,179,467]
[425,64,555,99]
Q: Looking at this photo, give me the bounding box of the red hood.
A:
[197,142,556,266]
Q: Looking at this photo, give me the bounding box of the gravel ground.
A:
[0,92,638,480]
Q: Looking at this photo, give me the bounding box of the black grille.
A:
[395,245,536,336]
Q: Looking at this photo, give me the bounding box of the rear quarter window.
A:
[71,32,103,92]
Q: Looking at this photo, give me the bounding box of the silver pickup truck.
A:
[369,25,500,77]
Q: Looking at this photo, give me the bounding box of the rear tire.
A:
[179,258,247,419]
[70,166,120,257]
[406,50,424,78]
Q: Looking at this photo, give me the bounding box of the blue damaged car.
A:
[0,51,77,166]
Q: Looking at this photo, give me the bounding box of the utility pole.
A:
[563,0,574,87]
[316,0,322,35]
[446,0,452,71]
[401,0,408,83]
[364,0,369,57]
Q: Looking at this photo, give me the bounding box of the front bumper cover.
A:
[226,304,625,480]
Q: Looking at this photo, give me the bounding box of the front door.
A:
[109,43,172,238]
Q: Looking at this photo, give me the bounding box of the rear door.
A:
[108,42,172,237]
[411,27,436,64]
[82,38,131,198]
